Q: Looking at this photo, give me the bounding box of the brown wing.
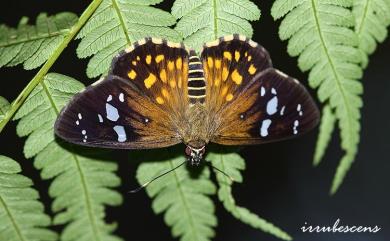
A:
[55,38,190,149]
[201,35,319,145]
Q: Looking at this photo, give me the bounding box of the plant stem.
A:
[0,0,103,133]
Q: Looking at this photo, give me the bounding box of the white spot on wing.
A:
[275,69,288,78]
[261,87,266,96]
[119,93,124,102]
[113,125,127,142]
[76,120,79,125]
[280,106,285,116]
[78,113,82,120]
[293,120,299,135]
[107,95,112,102]
[297,104,301,111]
[83,139,87,143]
[260,119,272,137]
[106,103,119,121]
[82,130,86,135]
[271,88,277,95]
[98,114,103,123]
[266,96,278,115]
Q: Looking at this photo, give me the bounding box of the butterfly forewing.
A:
[55,38,190,149]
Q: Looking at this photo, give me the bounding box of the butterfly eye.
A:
[185,146,192,156]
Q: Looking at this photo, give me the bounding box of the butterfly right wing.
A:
[55,38,190,149]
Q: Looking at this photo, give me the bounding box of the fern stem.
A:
[0,196,27,241]
[0,0,104,133]
[111,0,132,44]
[73,152,103,241]
[356,0,370,36]
[212,0,219,38]
[169,161,200,241]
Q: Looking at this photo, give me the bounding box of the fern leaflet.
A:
[0,96,10,123]
[13,73,123,241]
[313,105,336,166]
[76,0,181,78]
[136,152,217,241]
[0,13,77,70]
[0,155,58,241]
[172,0,260,50]
[208,152,292,241]
[272,0,363,194]
[354,0,390,68]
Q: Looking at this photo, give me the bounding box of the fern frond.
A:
[313,105,336,166]
[0,13,77,70]
[0,96,10,123]
[354,0,390,68]
[272,0,363,194]
[172,0,260,50]
[0,155,58,241]
[136,153,217,241]
[76,0,181,78]
[208,152,292,241]
[13,73,123,241]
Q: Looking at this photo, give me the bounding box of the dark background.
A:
[0,1,389,241]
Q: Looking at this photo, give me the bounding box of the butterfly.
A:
[55,34,320,166]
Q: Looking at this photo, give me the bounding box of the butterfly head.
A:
[185,145,206,166]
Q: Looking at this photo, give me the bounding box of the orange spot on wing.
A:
[132,61,137,66]
[231,69,243,85]
[235,51,240,62]
[178,75,183,88]
[169,80,176,88]
[207,57,214,68]
[156,55,164,63]
[226,93,234,101]
[248,55,252,61]
[223,51,232,61]
[221,86,228,96]
[168,61,174,71]
[136,56,140,61]
[160,69,167,83]
[248,64,256,75]
[161,88,169,99]
[214,76,221,86]
[215,59,221,69]
[176,58,182,69]
[146,55,152,64]
[128,70,137,80]
[144,73,157,88]
[222,67,229,81]
[156,97,164,104]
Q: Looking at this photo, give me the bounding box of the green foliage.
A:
[208,152,292,241]
[13,73,123,241]
[0,155,57,241]
[76,0,181,78]
[354,0,390,68]
[0,13,77,70]
[314,105,336,166]
[272,0,364,194]
[136,152,217,241]
[0,96,10,123]
[172,0,260,50]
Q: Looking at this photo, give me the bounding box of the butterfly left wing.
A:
[55,38,190,149]
[201,35,320,145]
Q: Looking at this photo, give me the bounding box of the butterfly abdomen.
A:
[188,50,206,105]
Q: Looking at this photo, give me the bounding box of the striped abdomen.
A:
[188,51,206,104]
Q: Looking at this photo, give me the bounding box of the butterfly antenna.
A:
[129,160,187,194]
[205,160,235,182]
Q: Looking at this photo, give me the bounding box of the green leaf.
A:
[136,152,217,241]
[354,0,390,68]
[313,105,336,166]
[0,155,58,241]
[272,0,363,194]
[76,0,182,78]
[172,0,260,50]
[0,96,10,123]
[0,12,77,70]
[13,73,123,241]
[208,152,292,241]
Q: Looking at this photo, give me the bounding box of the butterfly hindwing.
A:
[55,39,190,149]
[209,68,320,145]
